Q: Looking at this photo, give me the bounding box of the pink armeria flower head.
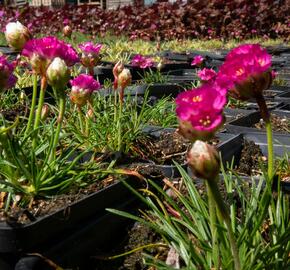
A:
[197,68,217,82]
[70,74,100,107]
[79,42,103,68]
[218,44,272,100]
[22,37,79,75]
[131,54,154,69]
[191,55,204,66]
[176,83,227,141]
[0,55,17,91]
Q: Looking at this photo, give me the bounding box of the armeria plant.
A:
[109,44,287,269]
[0,29,105,207]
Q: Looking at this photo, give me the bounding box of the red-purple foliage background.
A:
[0,0,289,40]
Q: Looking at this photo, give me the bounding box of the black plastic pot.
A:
[0,178,139,254]
[275,91,290,104]
[143,126,243,178]
[188,132,290,193]
[269,85,290,92]
[226,110,290,134]
[243,101,282,110]
[224,108,252,123]
[12,198,137,270]
[277,104,290,111]
[0,46,19,57]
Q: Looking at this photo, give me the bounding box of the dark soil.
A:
[132,131,221,166]
[236,140,265,176]
[133,131,191,165]
[0,176,117,224]
[0,104,27,121]
[235,139,290,182]
[254,114,290,133]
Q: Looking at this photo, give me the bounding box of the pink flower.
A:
[131,54,154,69]
[79,42,102,55]
[175,83,227,141]
[191,55,204,66]
[197,68,217,82]
[0,55,17,91]
[217,44,272,100]
[70,74,100,107]
[22,37,79,75]
[79,42,103,68]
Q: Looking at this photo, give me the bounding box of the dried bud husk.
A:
[187,140,220,180]
[41,104,49,121]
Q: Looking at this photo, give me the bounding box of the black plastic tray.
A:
[143,126,243,177]
[0,178,138,253]
[275,91,290,104]
[226,110,290,135]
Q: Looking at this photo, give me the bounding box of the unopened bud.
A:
[63,25,72,39]
[41,104,49,121]
[86,108,94,120]
[19,91,26,103]
[5,21,31,51]
[187,140,220,180]
[46,57,70,91]
[157,62,163,71]
[113,61,124,80]
[118,68,132,89]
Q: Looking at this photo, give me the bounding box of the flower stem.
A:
[206,181,219,267]
[207,179,241,270]
[32,76,47,149]
[256,95,274,179]
[48,95,66,163]
[117,90,123,151]
[77,106,84,134]
[25,73,38,137]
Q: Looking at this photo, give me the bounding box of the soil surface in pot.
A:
[254,114,290,133]
[235,139,289,182]
[132,131,221,165]
[0,176,117,224]
[0,104,27,121]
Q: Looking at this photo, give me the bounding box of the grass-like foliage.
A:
[108,161,290,269]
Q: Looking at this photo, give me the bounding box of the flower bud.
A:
[63,25,72,39]
[157,61,163,71]
[187,140,220,180]
[5,22,31,51]
[46,57,70,90]
[118,68,132,89]
[41,104,49,121]
[86,108,95,120]
[113,61,124,80]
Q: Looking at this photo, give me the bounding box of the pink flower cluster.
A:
[191,55,204,66]
[176,44,272,141]
[22,36,79,75]
[70,74,101,107]
[79,42,102,56]
[0,55,17,91]
[197,68,216,82]
[79,42,103,69]
[131,54,154,69]
[176,83,227,141]
[218,44,272,100]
